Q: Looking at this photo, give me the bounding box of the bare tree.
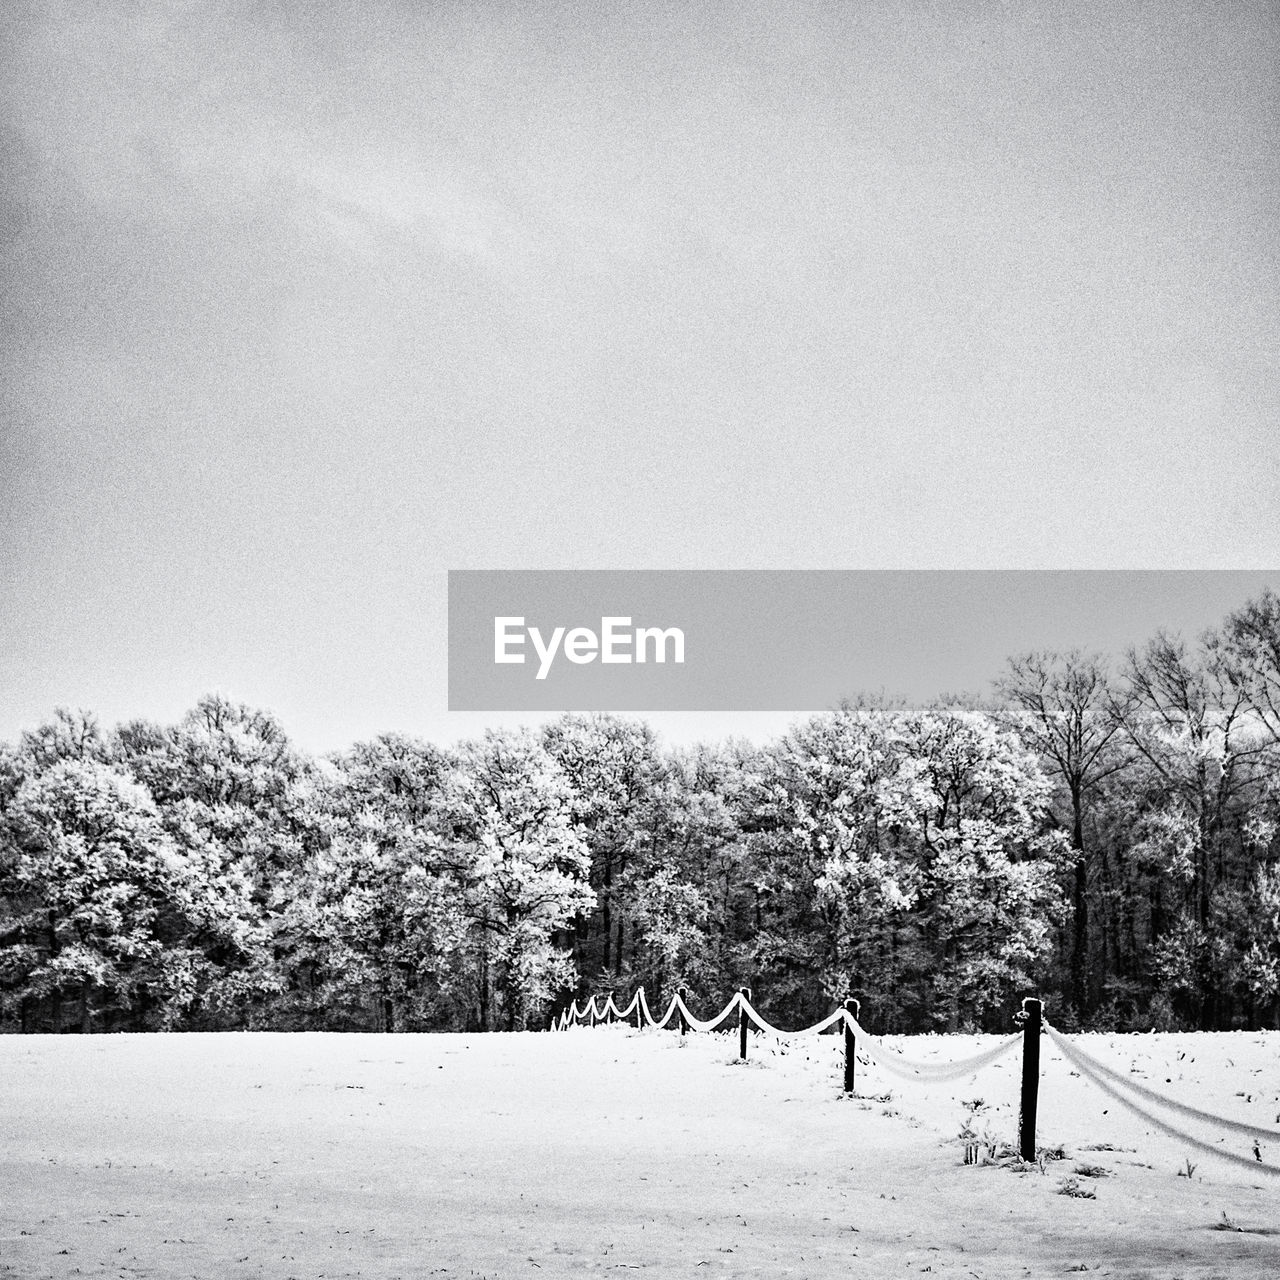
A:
[1212,589,1280,746]
[995,651,1132,1020]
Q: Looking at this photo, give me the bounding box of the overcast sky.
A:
[2,1,1277,753]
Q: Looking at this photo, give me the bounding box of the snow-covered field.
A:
[2,1025,1278,1278]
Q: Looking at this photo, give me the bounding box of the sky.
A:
[1,1,1278,754]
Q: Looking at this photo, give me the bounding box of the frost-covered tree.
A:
[626,864,711,998]
[621,739,754,1009]
[450,730,594,1030]
[1112,631,1275,1028]
[747,702,918,1023]
[541,713,667,985]
[6,708,110,774]
[1231,863,1280,1024]
[748,701,1065,1031]
[114,695,319,1026]
[117,695,313,900]
[0,759,214,1030]
[900,705,1069,1029]
[286,735,468,1031]
[0,711,270,1029]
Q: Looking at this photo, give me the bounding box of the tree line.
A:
[2,590,1278,1035]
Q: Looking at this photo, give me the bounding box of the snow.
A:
[2,1026,1278,1277]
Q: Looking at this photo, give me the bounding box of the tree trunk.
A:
[1070,789,1088,1020]
[613,849,627,978]
[47,912,63,1032]
[79,984,91,1034]
[1113,841,1136,980]
[601,852,613,973]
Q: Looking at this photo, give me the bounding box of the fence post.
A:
[739,988,751,1061]
[1018,997,1042,1162]
[843,998,860,1094]
[635,991,643,1030]
[678,985,689,1036]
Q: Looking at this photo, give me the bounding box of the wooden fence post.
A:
[678,985,689,1036]
[738,988,751,1061]
[635,992,643,1030]
[1018,997,1042,1162]
[843,998,860,1094]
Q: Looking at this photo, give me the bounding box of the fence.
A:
[555,987,1280,1178]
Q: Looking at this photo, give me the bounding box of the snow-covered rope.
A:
[558,995,608,1028]
[1043,1023,1280,1145]
[738,995,847,1040]
[843,1012,1021,1081]
[640,988,670,1029]
[603,991,643,1021]
[638,987,658,1027]
[1045,1023,1280,1177]
[558,990,644,1028]
[675,989,743,1032]
[559,987,741,1033]
[562,989,1020,1084]
[646,991,682,1030]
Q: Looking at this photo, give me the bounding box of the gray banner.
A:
[447,570,1277,711]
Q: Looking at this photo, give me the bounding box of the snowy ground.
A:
[2,1025,1278,1278]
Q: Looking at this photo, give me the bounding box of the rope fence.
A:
[1043,1022,1280,1179]
[556,987,1280,1178]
